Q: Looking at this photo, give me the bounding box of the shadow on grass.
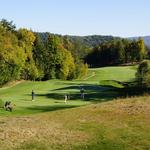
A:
[24,105,78,113]
[100,80,150,98]
[21,80,149,114]
[24,80,148,106]
[35,83,120,103]
[52,83,110,92]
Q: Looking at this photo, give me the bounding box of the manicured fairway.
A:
[0,66,137,116]
[0,80,90,115]
[82,66,136,82]
[0,66,136,116]
[1,66,149,150]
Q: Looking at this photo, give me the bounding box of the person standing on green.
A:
[80,88,85,99]
[32,90,35,101]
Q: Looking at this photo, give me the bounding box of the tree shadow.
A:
[24,80,147,106]
[35,83,120,103]
[100,80,150,98]
[52,83,110,92]
[51,85,81,92]
[20,80,149,115]
[23,105,78,113]
[48,80,149,101]
[100,80,130,87]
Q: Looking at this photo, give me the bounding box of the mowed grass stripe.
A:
[86,66,136,82]
[0,66,136,116]
[0,66,150,150]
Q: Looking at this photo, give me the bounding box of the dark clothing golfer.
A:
[32,90,35,101]
[80,88,85,99]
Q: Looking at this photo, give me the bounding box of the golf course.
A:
[0,1,150,149]
[0,66,150,150]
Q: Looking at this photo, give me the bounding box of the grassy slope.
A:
[0,66,150,150]
[0,66,136,116]
[0,80,90,116]
[0,97,150,150]
[84,66,136,82]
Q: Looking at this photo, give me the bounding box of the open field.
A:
[0,66,136,116]
[0,96,150,150]
[0,80,90,116]
[0,66,150,150]
[83,66,136,82]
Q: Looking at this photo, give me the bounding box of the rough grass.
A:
[0,66,137,116]
[0,66,150,150]
[0,96,150,150]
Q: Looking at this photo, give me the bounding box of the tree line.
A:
[85,38,147,67]
[0,19,88,85]
[0,19,149,87]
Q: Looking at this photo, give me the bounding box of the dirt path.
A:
[0,80,25,90]
[83,72,96,80]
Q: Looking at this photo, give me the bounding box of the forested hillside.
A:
[0,19,88,85]
[0,19,149,86]
[38,33,149,68]
[129,36,150,47]
[38,33,117,47]
[85,38,147,67]
[63,35,117,47]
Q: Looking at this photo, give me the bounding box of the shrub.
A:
[136,60,150,87]
[0,99,4,108]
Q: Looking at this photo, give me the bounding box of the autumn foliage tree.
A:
[17,28,39,80]
[85,39,147,67]
[0,23,25,84]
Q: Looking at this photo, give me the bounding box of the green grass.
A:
[81,66,137,88]
[0,80,90,116]
[0,65,150,150]
[0,66,136,116]
[0,97,150,150]
[84,66,136,82]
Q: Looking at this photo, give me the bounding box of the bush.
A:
[136,60,150,87]
[76,63,88,79]
[0,99,4,108]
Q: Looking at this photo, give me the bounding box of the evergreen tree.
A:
[0,19,16,32]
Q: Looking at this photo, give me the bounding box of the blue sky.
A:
[0,0,150,37]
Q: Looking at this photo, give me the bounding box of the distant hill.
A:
[128,36,150,47]
[66,35,117,47]
[37,32,118,47]
[37,32,150,48]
